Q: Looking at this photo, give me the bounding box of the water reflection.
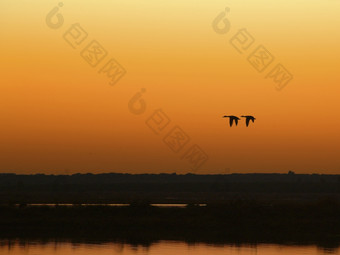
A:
[14,204,207,208]
[0,240,339,255]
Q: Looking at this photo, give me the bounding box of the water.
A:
[0,240,339,255]
[14,204,207,207]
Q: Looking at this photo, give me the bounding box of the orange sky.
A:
[0,0,339,174]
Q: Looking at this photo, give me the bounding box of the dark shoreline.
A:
[1,201,340,248]
[1,173,340,204]
[1,173,340,248]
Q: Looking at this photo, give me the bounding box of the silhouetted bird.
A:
[241,115,256,127]
[223,115,240,127]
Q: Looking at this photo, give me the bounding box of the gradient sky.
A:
[0,0,339,174]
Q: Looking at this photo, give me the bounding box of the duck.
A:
[223,115,241,127]
[241,115,256,127]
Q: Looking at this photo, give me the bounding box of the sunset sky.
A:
[1,0,339,174]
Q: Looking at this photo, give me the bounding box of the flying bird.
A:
[223,115,240,127]
[241,115,256,127]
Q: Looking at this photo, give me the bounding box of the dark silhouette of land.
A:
[0,200,340,247]
[0,173,340,246]
[1,173,340,204]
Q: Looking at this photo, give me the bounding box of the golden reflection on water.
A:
[0,240,339,255]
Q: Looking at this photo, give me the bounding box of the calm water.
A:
[14,204,207,207]
[0,241,339,255]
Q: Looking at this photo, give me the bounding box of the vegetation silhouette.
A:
[0,173,340,246]
[0,199,340,247]
[1,173,340,204]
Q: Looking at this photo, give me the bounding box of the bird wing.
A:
[229,118,233,127]
[246,118,250,127]
[235,119,238,126]
[251,117,255,123]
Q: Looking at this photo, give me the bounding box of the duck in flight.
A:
[241,115,256,127]
[223,115,240,127]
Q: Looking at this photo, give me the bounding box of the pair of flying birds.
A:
[223,115,256,127]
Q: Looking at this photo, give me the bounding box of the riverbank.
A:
[1,200,340,246]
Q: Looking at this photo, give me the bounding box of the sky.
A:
[0,0,339,174]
